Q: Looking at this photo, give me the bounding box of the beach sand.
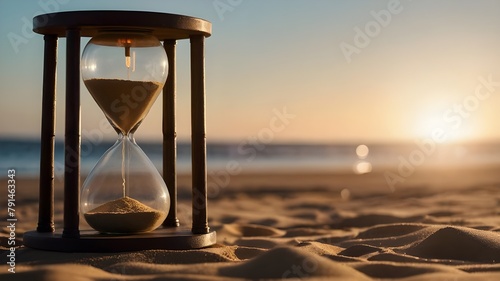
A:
[2,166,500,280]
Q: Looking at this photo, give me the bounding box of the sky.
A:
[1,0,500,144]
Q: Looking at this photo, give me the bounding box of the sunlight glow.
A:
[356,144,369,159]
[340,188,351,200]
[354,161,372,174]
[413,105,479,143]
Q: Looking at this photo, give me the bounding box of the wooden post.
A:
[163,39,180,227]
[62,29,81,238]
[37,35,58,233]
[190,35,209,234]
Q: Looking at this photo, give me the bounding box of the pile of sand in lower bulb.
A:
[84,196,167,234]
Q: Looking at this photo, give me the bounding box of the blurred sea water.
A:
[1,138,500,178]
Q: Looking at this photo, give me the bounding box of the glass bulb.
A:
[81,32,168,135]
[80,31,170,234]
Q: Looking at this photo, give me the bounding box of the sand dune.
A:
[220,247,372,280]
[405,226,500,263]
[2,172,500,280]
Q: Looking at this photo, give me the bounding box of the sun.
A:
[413,106,478,143]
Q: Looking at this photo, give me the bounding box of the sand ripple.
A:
[405,226,500,263]
[219,247,372,280]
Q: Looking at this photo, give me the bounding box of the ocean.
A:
[1,138,500,178]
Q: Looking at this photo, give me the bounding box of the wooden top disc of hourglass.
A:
[33,10,211,39]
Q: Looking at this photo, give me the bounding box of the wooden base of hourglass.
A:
[24,228,216,252]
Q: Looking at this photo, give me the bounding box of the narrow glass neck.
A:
[118,132,135,142]
[111,120,141,137]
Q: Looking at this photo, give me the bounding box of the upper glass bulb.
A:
[81,32,168,135]
[82,31,168,83]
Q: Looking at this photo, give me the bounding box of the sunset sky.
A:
[1,0,500,144]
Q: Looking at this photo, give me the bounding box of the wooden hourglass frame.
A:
[23,11,216,252]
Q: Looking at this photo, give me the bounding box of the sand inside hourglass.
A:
[83,78,166,233]
[84,79,163,135]
[85,197,167,233]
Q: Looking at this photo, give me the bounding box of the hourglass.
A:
[80,32,170,234]
[24,10,215,252]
